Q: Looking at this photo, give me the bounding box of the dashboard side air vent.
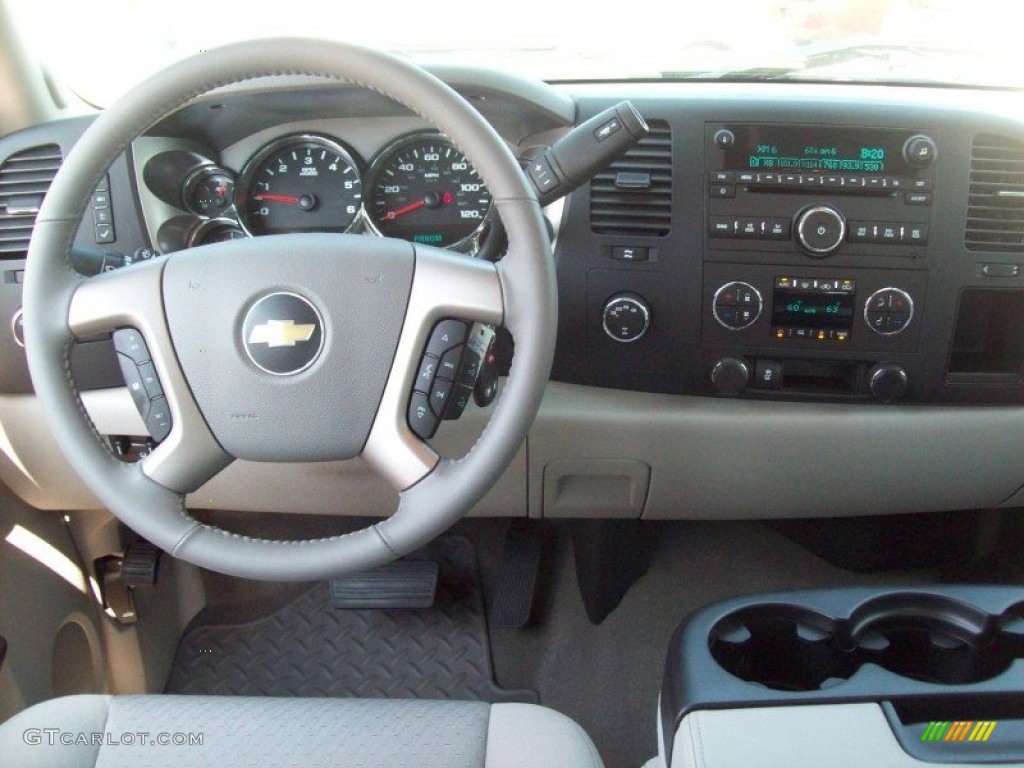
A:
[966,134,1024,253]
[590,120,672,237]
[0,144,63,258]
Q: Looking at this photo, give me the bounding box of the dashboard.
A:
[1,71,1024,520]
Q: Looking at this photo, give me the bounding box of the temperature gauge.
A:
[184,167,235,218]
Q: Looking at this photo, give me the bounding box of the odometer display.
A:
[367,135,491,248]
[240,135,362,236]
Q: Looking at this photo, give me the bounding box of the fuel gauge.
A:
[184,167,235,218]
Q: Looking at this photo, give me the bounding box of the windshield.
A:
[11,0,1023,106]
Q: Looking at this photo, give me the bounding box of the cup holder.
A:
[710,594,1024,692]
[710,606,856,691]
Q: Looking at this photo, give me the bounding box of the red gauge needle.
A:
[254,193,300,204]
[384,200,426,220]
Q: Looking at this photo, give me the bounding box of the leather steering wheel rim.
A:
[23,39,556,581]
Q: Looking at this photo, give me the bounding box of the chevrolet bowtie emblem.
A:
[247,319,317,348]
[242,293,324,376]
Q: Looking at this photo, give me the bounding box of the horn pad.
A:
[162,233,415,461]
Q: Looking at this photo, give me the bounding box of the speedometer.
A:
[366,135,491,249]
[239,135,363,236]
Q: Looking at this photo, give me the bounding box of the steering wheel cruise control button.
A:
[112,329,172,442]
[145,398,172,442]
[136,362,163,399]
[117,353,150,418]
[113,328,150,364]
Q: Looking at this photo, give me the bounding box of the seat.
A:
[0,694,604,767]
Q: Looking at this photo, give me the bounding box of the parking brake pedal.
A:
[490,526,543,629]
[97,537,161,625]
[329,561,439,609]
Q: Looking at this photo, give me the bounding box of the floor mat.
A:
[166,537,535,703]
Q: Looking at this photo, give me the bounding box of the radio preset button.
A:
[903,225,928,244]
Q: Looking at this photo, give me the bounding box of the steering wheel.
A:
[23,39,555,581]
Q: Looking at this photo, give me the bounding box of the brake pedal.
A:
[329,561,439,609]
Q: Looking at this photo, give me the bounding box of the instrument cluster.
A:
[150,131,493,253]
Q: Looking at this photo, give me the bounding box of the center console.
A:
[702,123,934,402]
[658,586,1024,768]
[552,100,1024,406]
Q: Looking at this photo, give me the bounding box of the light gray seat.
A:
[0,694,604,768]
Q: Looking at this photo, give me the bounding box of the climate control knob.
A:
[711,356,750,397]
[795,205,846,257]
[868,363,909,402]
[602,294,651,343]
[864,288,914,335]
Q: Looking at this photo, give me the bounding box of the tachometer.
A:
[239,135,362,236]
[366,135,491,249]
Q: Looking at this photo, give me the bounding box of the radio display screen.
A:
[720,125,919,175]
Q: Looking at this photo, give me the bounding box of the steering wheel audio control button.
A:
[425,319,469,358]
[407,392,439,440]
[438,346,464,381]
[414,356,438,394]
[445,384,474,421]
[429,379,453,418]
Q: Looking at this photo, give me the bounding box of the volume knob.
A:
[795,205,846,257]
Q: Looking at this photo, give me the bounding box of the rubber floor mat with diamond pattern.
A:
[166,537,535,703]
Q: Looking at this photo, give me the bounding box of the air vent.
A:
[590,120,672,237]
[0,144,63,258]
[966,134,1024,253]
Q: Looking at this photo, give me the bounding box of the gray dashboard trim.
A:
[1,382,1022,520]
[530,383,1024,520]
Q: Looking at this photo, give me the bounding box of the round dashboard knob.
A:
[795,205,846,257]
[864,288,914,335]
[711,357,750,397]
[602,294,651,343]
[903,135,938,169]
[868,363,909,402]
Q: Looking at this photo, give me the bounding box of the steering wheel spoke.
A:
[362,245,503,491]
[68,260,232,493]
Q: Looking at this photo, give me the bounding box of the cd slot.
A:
[747,186,899,198]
